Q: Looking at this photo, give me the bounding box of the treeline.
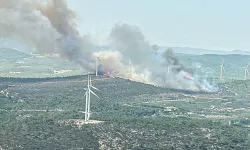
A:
[0,75,86,83]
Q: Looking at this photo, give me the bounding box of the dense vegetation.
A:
[0,76,250,149]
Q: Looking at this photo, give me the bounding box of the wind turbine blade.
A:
[91,85,100,91]
[90,90,99,98]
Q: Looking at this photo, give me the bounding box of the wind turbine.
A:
[234,70,239,80]
[128,59,133,72]
[243,61,250,80]
[220,59,225,80]
[84,73,99,121]
[95,56,100,76]
[167,61,173,73]
[167,65,171,73]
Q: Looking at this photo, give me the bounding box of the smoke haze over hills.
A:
[0,0,218,92]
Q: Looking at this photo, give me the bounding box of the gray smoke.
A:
[0,0,95,70]
[0,0,218,92]
[107,23,218,92]
[108,23,163,75]
[109,23,152,67]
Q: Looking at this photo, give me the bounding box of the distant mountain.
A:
[0,48,31,61]
[98,45,250,55]
[230,50,250,55]
[158,46,250,55]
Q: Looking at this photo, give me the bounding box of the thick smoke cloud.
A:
[107,24,218,92]
[0,0,94,70]
[109,23,152,67]
[0,0,218,92]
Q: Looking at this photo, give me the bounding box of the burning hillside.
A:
[0,0,218,92]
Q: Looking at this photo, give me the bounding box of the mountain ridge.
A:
[158,46,250,55]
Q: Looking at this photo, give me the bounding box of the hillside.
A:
[0,48,83,78]
[0,48,30,61]
[0,76,250,149]
[176,54,250,79]
[1,48,250,80]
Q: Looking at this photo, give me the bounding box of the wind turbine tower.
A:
[243,61,250,80]
[220,59,225,80]
[84,73,99,122]
[95,57,100,76]
[167,65,171,73]
[128,59,133,72]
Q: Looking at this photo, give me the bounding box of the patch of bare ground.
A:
[57,119,104,128]
[0,109,68,112]
[200,114,233,119]
[214,107,250,112]
[147,92,227,104]
[143,99,186,103]
[182,94,228,101]
[36,77,112,85]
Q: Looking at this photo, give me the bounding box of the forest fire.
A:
[0,0,217,92]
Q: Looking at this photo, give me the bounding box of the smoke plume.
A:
[106,23,218,92]
[0,0,218,92]
[0,0,95,70]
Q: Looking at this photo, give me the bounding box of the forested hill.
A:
[0,76,250,149]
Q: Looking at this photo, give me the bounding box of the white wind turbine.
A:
[167,62,175,73]
[167,65,171,73]
[95,56,100,76]
[243,61,250,80]
[129,59,132,71]
[84,73,99,121]
[220,59,225,80]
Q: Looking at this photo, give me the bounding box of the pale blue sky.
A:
[68,0,250,51]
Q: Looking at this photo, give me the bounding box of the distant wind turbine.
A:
[243,62,250,80]
[84,73,99,121]
[167,65,171,73]
[128,59,132,72]
[220,59,225,80]
[234,70,239,80]
[95,56,100,76]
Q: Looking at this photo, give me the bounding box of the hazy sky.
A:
[68,0,250,51]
